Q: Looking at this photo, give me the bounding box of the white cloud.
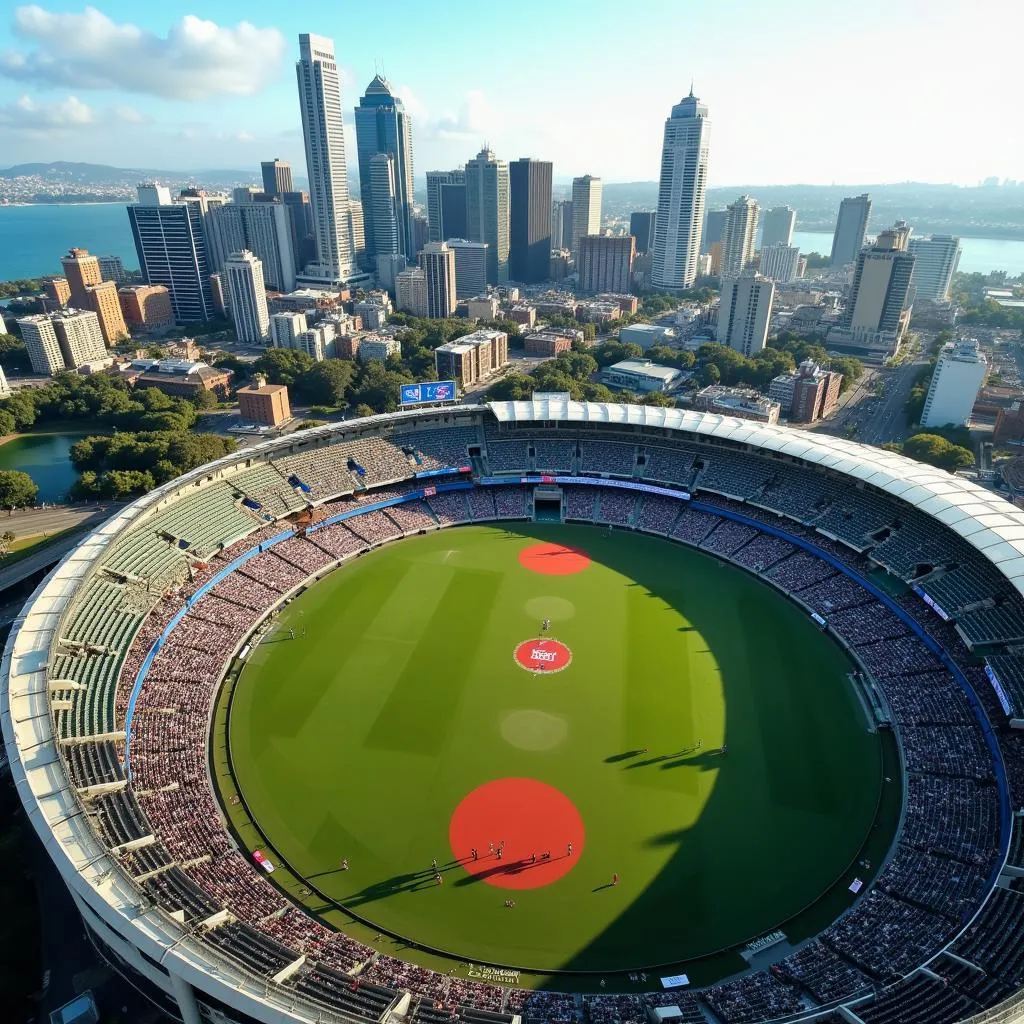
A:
[0,92,93,131]
[432,90,499,141]
[396,84,426,122]
[0,5,286,101]
[115,105,145,124]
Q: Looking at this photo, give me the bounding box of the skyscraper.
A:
[439,183,467,241]
[207,200,297,292]
[261,159,294,195]
[721,196,760,277]
[295,33,354,281]
[717,270,774,356]
[577,235,636,294]
[421,242,457,319]
[84,281,129,343]
[651,89,711,290]
[355,75,415,259]
[570,175,602,252]
[16,315,69,375]
[702,209,727,254]
[368,152,401,260]
[761,206,796,248]
[18,309,107,373]
[830,194,872,268]
[60,248,102,307]
[466,149,510,285]
[447,240,489,299]
[759,243,800,283]
[509,158,553,283]
[921,337,987,428]
[395,266,428,316]
[551,200,573,250]
[840,226,916,349]
[426,169,465,242]
[128,185,215,323]
[223,250,270,343]
[347,200,366,269]
[629,212,657,254]
[908,235,962,302]
[98,256,127,283]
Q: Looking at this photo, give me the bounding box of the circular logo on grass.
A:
[449,777,585,890]
[514,637,572,673]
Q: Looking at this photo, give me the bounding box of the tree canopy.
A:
[0,470,38,510]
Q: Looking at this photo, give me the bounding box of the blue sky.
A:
[0,0,1021,185]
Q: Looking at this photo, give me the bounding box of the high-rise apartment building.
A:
[721,196,760,277]
[447,239,489,299]
[761,206,796,248]
[43,277,71,309]
[759,243,800,284]
[280,190,315,268]
[261,159,294,196]
[830,194,872,268]
[223,250,270,343]
[466,149,510,284]
[98,256,127,283]
[420,242,457,319]
[908,235,962,302]
[347,200,366,269]
[60,248,102,306]
[426,169,466,242]
[921,337,987,428]
[509,158,553,283]
[438,183,467,242]
[577,235,636,294]
[16,315,66,374]
[355,76,415,259]
[551,200,573,251]
[629,212,657,254]
[85,281,129,343]
[652,90,711,290]
[206,199,297,292]
[18,309,107,373]
[295,33,354,281]
[128,185,215,323]
[570,175,602,252]
[841,226,916,349]
[702,209,727,255]
[269,311,308,349]
[716,269,774,356]
[395,266,428,317]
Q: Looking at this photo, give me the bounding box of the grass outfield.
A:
[223,523,890,976]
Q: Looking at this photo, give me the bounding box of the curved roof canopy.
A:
[488,399,1024,595]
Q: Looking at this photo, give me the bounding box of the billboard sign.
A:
[400,380,457,405]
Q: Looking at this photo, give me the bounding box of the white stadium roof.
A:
[488,399,1024,598]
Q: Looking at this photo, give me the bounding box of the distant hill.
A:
[0,161,307,190]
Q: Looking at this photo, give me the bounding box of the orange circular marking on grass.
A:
[449,778,585,889]
[518,542,591,575]
[514,637,572,674]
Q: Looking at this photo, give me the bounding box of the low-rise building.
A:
[357,333,402,363]
[524,327,577,357]
[534,296,577,319]
[596,293,639,315]
[692,385,780,424]
[619,323,676,350]
[509,304,537,328]
[769,359,843,423]
[353,293,392,329]
[130,358,232,399]
[269,287,344,314]
[576,301,621,325]
[237,374,291,426]
[601,358,684,394]
[467,295,500,320]
[434,329,509,389]
[395,267,428,317]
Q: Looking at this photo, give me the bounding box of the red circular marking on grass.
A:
[514,637,572,674]
[518,542,591,575]
[449,778,585,889]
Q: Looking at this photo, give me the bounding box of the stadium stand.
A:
[12,403,1024,1024]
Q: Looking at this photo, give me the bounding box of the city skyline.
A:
[0,0,1020,185]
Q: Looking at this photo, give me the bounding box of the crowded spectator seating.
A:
[594,490,637,526]
[392,427,479,470]
[579,440,637,476]
[533,438,577,472]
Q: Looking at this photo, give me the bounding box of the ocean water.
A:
[792,230,1024,276]
[0,203,138,280]
[1,203,1024,281]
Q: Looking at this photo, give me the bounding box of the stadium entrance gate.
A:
[533,485,563,522]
